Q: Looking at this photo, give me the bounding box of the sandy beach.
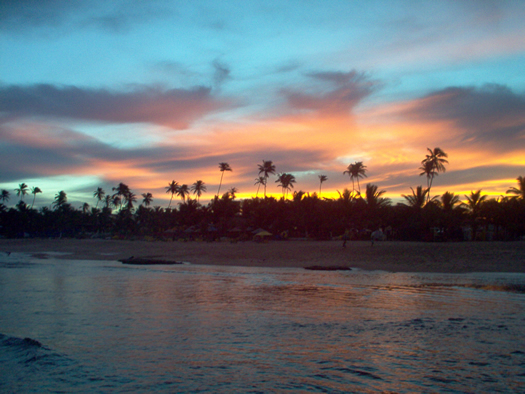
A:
[1,238,524,273]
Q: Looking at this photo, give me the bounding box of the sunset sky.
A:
[1,0,524,208]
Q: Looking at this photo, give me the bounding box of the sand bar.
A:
[1,238,524,273]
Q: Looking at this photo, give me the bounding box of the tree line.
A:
[1,149,524,241]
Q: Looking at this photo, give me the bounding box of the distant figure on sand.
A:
[371,228,384,246]
[342,229,350,248]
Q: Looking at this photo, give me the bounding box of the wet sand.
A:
[1,238,524,273]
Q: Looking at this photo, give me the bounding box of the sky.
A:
[1,0,525,209]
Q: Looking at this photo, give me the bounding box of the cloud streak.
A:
[0,84,231,129]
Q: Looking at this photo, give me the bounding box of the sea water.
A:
[0,252,524,393]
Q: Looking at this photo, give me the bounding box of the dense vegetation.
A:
[1,150,524,242]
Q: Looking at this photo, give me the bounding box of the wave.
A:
[0,333,99,392]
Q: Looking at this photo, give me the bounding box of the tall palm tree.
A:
[217,162,232,197]
[30,186,42,209]
[93,187,105,208]
[401,186,429,209]
[0,189,10,204]
[191,180,206,202]
[318,175,327,196]
[421,147,448,200]
[254,176,266,198]
[276,173,296,199]
[15,183,29,201]
[141,192,153,207]
[258,160,276,197]
[506,176,525,200]
[419,161,438,191]
[343,162,367,193]
[165,180,179,208]
[177,184,190,202]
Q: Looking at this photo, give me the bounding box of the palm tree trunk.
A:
[217,172,224,197]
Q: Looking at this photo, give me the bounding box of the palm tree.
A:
[191,180,206,202]
[53,191,68,210]
[364,183,390,209]
[421,147,448,200]
[217,162,232,197]
[276,173,296,199]
[82,202,90,214]
[419,161,438,200]
[177,184,190,202]
[258,160,276,197]
[125,192,137,210]
[463,190,487,217]
[112,183,130,211]
[165,180,179,208]
[30,186,42,209]
[15,183,29,201]
[0,189,10,204]
[441,191,461,211]
[318,175,327,196]
[141,192,153,207]
[343,162,367,193]
[401,186,429,209]
[463,190,488,240]
[254,176,266,198]
[93,187,105,208]
[506,176,525,200]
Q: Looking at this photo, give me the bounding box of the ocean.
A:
[1,252,524,393]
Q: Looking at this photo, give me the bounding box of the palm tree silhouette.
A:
[258,160,276,197]
[15,183,29,201]
[401,186,429,209]
[125,192,137,211]
[0,189,10,204]
[165,180,179,208]
[217,162,232,197]
[440,191,461,211]
[343,162,367,193]
[463,190,487,217]
[421,147,448,201]
[254,176,266,198]
[191,180,206,202]
[462,190,487,240]
[53,191,68,210]
[177,184,190,202]
[506,176,525,200]
[141,192,153,207]
[318,175,327,196]
[276,173,296,199]
[364,184,390,209]
[93,187,105,208]
[112,183,130,211]
[30,187,42,209]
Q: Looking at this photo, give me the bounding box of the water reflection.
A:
[0,256,524,392]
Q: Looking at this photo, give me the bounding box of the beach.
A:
[1,238,524,273]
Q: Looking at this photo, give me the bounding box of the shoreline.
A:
[1,238,524,273]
